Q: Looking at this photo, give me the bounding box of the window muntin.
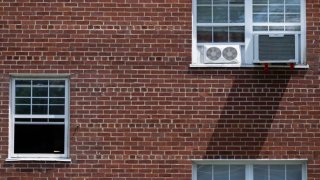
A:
[10,78,69,159]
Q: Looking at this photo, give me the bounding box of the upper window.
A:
[193,160,307,180]
[192,0,306,67]
[8,77,70,161]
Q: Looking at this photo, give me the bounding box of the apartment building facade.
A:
[0,0,319,179]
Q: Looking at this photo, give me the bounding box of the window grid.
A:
[9,78,69,160]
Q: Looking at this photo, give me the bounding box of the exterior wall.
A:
[0,0,320,179]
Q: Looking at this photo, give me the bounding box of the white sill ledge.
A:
[6,158,71,162]
[190,64,309,69]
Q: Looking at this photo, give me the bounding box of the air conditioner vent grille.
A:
[206,47,221,61]
[203,45,241,64]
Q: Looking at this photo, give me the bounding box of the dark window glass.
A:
[50,87,65,97]
[32,118,48,122]
[16,80,31,85]
[197,27,213,43]
[33,80,48,86]
[16,87,31,97]
[14,124,64,154]
[15,118,31,122]
[49,98,65,104]
[15,98,31,104]
[15,105,30,114]
[49,105,65,115]
[32,98,48,104]
[214,27,228,42]
[229,26,245,42]
[49,80,65,86]
[32,105,48,114]
[33,87,48,97]
[49,118,65,122]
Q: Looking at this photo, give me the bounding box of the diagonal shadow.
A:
[203,70,303,159]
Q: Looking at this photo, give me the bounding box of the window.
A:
[193,160,307,180]
[8,77,70,161]
[192,0,306,67]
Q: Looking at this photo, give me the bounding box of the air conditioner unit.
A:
[253,34,299,64]
[203,45,241,64]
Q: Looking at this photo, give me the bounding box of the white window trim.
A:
[7,74,71,161]
[191,0,308,68]
[192,159,307,180]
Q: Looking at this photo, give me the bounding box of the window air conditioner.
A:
[203,45,241,64]
[254,34,299,64]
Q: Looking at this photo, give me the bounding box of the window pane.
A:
[15,118,31,122]
[16,87,31,97]
[269,26,284,31]
[197,165,212,180]
[198,27,213,43]
[198,6,212,23]
[253,14,268,22]
[14,124,64,154]
[253,0,268,4]
[50,98,65,104]
[198,0,211,4]
[213,6,228,23]
[287,165,302,180]
[229,26,244,42]
[285,26,300,31]
[270,14,284,22]
[286,0,300,4]
[32,98,48,104]
[270,165,285,180]
[270,0,284,4]
[49,118,65,123]
[270,5,284,13]
[214,27,228,42]
[230,0,244,4]
[230,165,245,180]
[16,80,31,85]
[32,105,48,114]
[32,118,48,122]
[33,80,48,86]
[214,165,229,180]
[49,80,65,86]
[15,105,30,114]
[230,6,244,23]
[50,87,65,97]
[286,5,300,13]
[33,87,48,97]
[253,5,268,13]
[213,0,228,4]
[15,98,30,104]
[253,26,268,31]
[286,14,300,22]
[253,165,268,180]
[49,105,65,115]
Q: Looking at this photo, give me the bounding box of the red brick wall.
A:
[1,0,320,179]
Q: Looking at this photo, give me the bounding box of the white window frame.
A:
[192,159,307,180]
[191,0,307,68]
[7,74,70,162]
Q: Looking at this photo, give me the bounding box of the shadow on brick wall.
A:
[202,69,306,159]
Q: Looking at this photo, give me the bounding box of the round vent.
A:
[206,47,221,61]
[222,47,238,61]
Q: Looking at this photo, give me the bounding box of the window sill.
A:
[5,157,71,162]
[189,64,309,69]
